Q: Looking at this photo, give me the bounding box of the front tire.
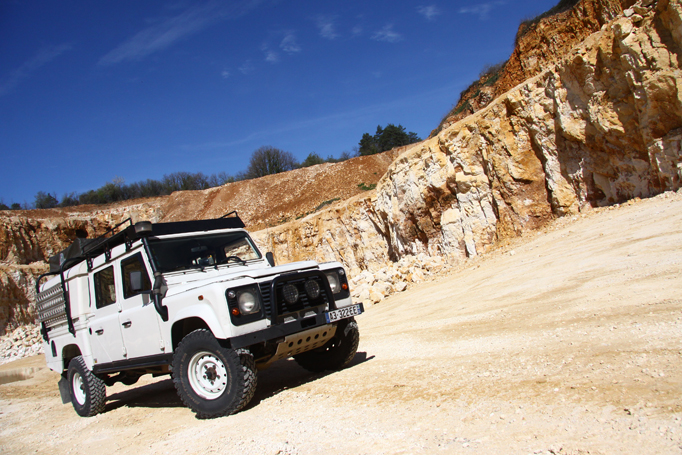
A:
[173,329,252,418]
[294,318,360,373]
[67,356,106,417]
[235,349,258,412]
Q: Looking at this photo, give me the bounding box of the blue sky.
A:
[0,0,558,206]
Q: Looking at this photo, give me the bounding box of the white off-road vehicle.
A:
[35,213,362,418]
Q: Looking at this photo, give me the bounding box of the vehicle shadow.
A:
[245,350,374,410]
[105,377,181,412]
[104,351,374,414]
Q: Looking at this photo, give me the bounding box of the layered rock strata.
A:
[436,0,636,132]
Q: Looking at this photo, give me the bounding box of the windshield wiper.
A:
[225,256,246,265]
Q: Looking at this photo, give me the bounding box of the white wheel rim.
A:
[188,351,228,400]
[72,372,86,405]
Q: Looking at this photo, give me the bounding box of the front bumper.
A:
[229,303,364,349]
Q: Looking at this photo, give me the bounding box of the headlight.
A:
[325,272,340,294]
[235,287,261,314]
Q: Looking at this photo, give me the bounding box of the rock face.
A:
[0,0,680,335]
[374,0,681,261]
[436,0,636,133]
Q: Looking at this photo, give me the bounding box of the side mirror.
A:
[152,272,169,322]
[129,271,143,292]
[152,273,168,298]
[265,252,275,267]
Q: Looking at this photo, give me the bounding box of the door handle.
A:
[95,329,104,335]
[122,321,132,328]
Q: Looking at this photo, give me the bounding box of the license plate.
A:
[325,304,363,323]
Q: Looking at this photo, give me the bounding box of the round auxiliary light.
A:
[304,279,321,299]
[227,290,236,300]
[282,284,299,304]
[134,221,153,236]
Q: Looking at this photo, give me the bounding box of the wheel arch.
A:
[171,317,212,351]
[171,304,230,349]
[62,344,82,372]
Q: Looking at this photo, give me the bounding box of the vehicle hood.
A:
[163,260,320,297]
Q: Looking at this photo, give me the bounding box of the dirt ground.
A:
[1,191,681,455]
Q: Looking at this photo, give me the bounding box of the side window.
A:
[94,266,117,309]
[121,253,152,299]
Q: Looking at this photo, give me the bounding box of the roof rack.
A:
[46,212,246,274]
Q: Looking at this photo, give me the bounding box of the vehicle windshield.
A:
[147,231,262,273]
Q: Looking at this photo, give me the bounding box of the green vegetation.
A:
[358,124,421,156]
[357,183,376,191]
[432,0,581,138]
[3,123,417,210]
[300,151,354,168]
[314,198,341,212]
[243,146,298,179]
[34,191,59,209]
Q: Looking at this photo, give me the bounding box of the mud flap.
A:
[58,376,71,404]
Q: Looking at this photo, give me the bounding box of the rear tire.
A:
[294,319,359,373]
[173,329,249,418]
[67,356,106,417]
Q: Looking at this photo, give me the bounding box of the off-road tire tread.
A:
[235,349,258,411]
[172,329,245,419]
[68,355,106,417]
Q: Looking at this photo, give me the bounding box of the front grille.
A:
[258,272,330,321]
[258,281,273,319]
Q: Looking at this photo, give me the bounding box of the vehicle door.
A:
[88,265,126,364]
[118,252,166,359]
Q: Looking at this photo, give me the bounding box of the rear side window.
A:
[94,266,116,309]
[121,253,152,299]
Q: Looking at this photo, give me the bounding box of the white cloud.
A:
[417,5,441,21]
[221,70,230,79]
[0,44,72,97]
[239,60,255,74]
[262,44,280,63]
[280,32,301,54]
[99,0,263,66]
[458,1,505,20]
[371,24,402,43]
[314,15,339,40]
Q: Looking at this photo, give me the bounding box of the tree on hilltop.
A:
[301,152,325,168]
[358,124,421,156]
[34,191,58,209]
[245,146,298,178]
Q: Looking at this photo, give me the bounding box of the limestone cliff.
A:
[435,0,637,133]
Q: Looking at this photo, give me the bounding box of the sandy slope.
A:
[1,191,681,454]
